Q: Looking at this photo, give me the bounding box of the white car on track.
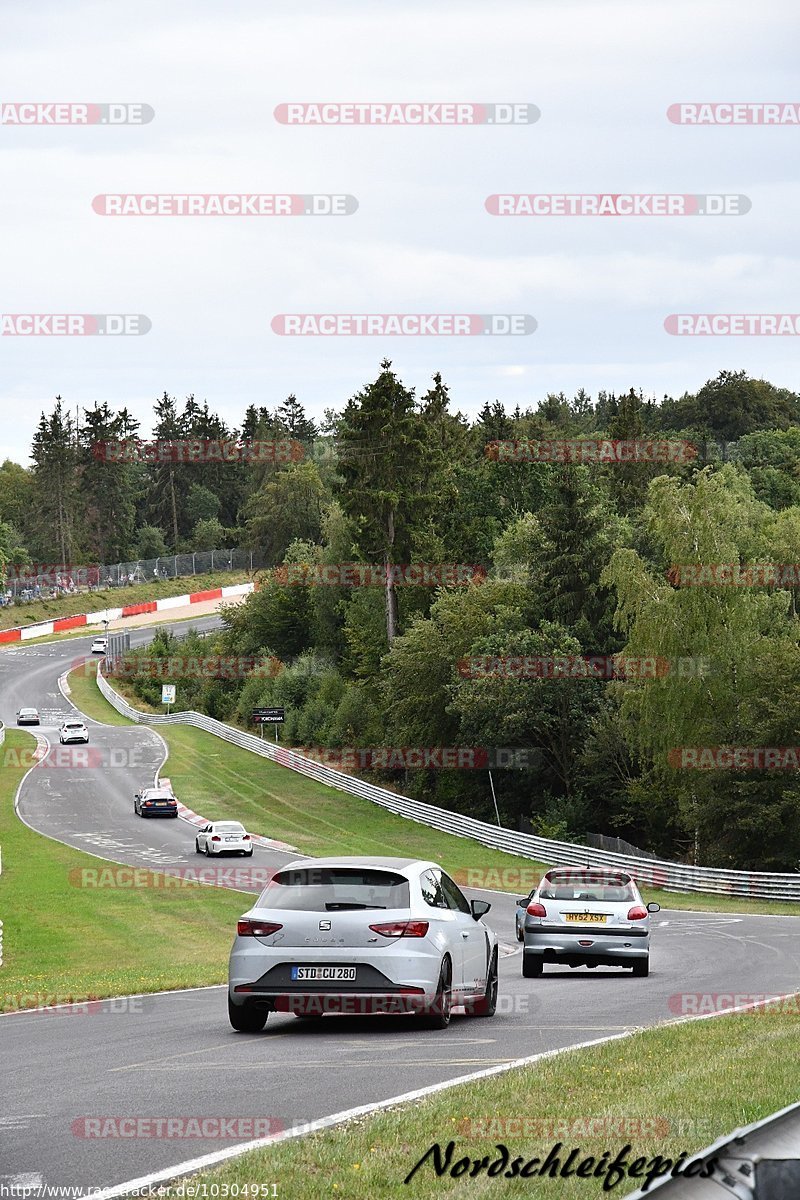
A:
[195,821,253,857]
[59,719,89,744]
[228,856,498,1032]
[90,637,107,654]
[520,866,660,977]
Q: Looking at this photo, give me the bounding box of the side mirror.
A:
[471,899,491,920]
[646,902,661,913]
[516,897,527,906]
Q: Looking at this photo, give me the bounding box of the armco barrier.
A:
[0,582,254,644]
[94,667,800,902]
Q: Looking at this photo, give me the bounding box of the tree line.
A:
[56,362,800,872]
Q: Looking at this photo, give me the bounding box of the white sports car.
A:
[196,821,253,856]
[59,719,89,745]
[228,856,498,1032]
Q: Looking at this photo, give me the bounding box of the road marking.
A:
[111,1058,523,1071]
[0,985,225,1019]
[85,989,800,1200]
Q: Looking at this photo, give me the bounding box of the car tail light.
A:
[526,902,547,917]
[211,836,221,842]
[369,920,429,938]
[242,834,251,840]
[627,906,648,921]
[237,919,283,937]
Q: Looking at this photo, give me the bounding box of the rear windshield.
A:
[216,823,245,833]
[258,868,410,912]
[540,873,636,902]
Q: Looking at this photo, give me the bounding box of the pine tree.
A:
[29,398,79,562]
[146,393,184,548]
[337,360,438,645]
[277,394,317,442]
[78,403,139,562]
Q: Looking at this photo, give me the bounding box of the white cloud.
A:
[0,0,797,461]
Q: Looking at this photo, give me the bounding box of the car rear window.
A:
[216,823,245,832]
[540,872,636,902]
[258,868,410,911]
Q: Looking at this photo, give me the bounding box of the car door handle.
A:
[461,931,470,938]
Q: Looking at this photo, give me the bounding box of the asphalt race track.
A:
[1,622,800,1190]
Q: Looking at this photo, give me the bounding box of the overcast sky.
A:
[1,0,797,464]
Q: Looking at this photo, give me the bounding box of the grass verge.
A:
[0,568,251,631]
[0,727,244,1008]
[157,1005,800,1198]
[68,665,800,917]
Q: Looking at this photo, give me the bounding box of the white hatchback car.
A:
[196,821,253,857]
[90,638,107,654]
[228,856,498,1032]
[59,719,89,745]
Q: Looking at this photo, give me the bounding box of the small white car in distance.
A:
[59,719,89,745]
[196,821,253,857]
[90,637,107,654]
[228,856,499,1032]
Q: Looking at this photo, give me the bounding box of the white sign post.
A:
[161,683,176,715]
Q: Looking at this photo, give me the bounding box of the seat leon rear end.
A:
[228,857,498,1032]
[521,868,659,977]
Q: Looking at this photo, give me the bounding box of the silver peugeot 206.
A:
[520,867,660,978]
[228,856,499,1032]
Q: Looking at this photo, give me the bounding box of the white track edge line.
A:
[88,988,800,1200]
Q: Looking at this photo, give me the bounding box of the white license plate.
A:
[225,837,240,841]
[291,966,357,981]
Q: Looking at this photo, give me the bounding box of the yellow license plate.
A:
[564,913,607,923]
